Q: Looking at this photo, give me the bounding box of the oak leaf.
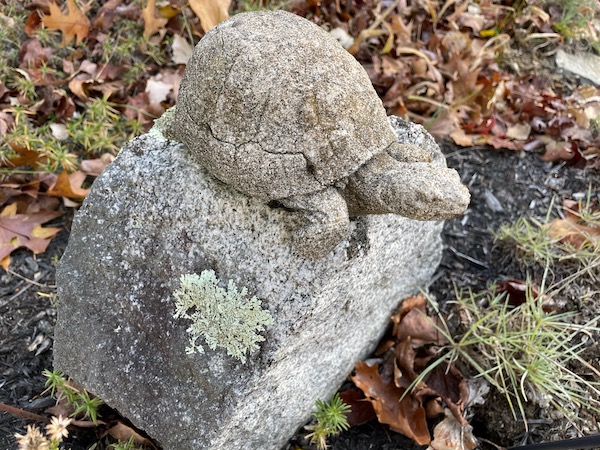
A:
[43,0,90,46]
[142,0,168,39]
[189,0,231,33]
[352,361,431,445]
[0,202,61,269]
[47,171,89,200]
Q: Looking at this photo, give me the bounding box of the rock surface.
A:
[556,49,600,86]
[54,117,449,449]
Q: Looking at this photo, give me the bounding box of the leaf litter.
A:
[293,0,600,165]
[2,0,599,265]
[348,294,475,449]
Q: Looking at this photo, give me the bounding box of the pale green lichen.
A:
[148,106,177,141]
[173,270,274,364]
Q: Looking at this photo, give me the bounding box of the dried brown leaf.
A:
[47,170,89,199]
[80,154,114,177]
[142,0,168,39]
[397,308,446,345]
[352,361,431,445]
[42,0,90,46]
[457,12,486,33]
[172,34,194,65]
[105,422,155,447]
[546,218,599,250]
[389,15,413,46]
[4,144,41,168]
[339,389,377,426]
[422,363,468,423]
[189,0,231,33]
[495,279,557,310]
[506,123,531,140]
[393,294,448,345]
[24,11,43,37]
[541,140,578,162]
[428,409,478,450]
[449,128,474,146]
[19,39,54,69]
[0,202,61,269]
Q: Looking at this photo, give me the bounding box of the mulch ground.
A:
[0,144,596,449]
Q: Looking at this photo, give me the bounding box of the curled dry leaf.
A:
[352,361,431,445]
[4,144,41,168]
[105,421,156,448]
[543,198,600,249]
[172,34,194,65]
[541,140,581,163]
[392,294,448,346]
[428,409,478,450]
[495,279,555,310]
[546,218,599,250]
[422,363,468,424]
[80,154,114,177]
[506,123,531,141]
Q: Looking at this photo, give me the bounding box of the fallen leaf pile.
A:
[0,0,212,266]
[293,0,600,165]
[0,152,112,267]
[345,294,477,449]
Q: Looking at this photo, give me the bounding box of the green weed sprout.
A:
[108,436,142,450]
[418,284,600,428]
[306,393,351,449]
[43,369,104,424]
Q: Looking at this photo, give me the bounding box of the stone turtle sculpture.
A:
[169,10,470,259]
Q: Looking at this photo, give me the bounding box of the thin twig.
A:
[0,402,51,424]
[7,268,50,288]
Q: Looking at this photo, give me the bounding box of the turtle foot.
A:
[280,188,350,259]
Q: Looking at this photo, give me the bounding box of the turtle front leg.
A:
[280,187,350,259]
[345,152,470,220]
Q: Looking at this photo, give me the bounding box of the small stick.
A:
[0,402,51,424]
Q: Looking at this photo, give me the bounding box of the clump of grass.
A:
[106,436,143,450]
[2,98,142,174]
[306,393,351,449]
[548,0,600,41]
[421,281,600,428]
[495,196,599,268]
[495,216,559,264]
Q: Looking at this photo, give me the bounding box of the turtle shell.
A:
[172,10,396,201]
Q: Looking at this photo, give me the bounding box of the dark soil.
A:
[0,145,597,450]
